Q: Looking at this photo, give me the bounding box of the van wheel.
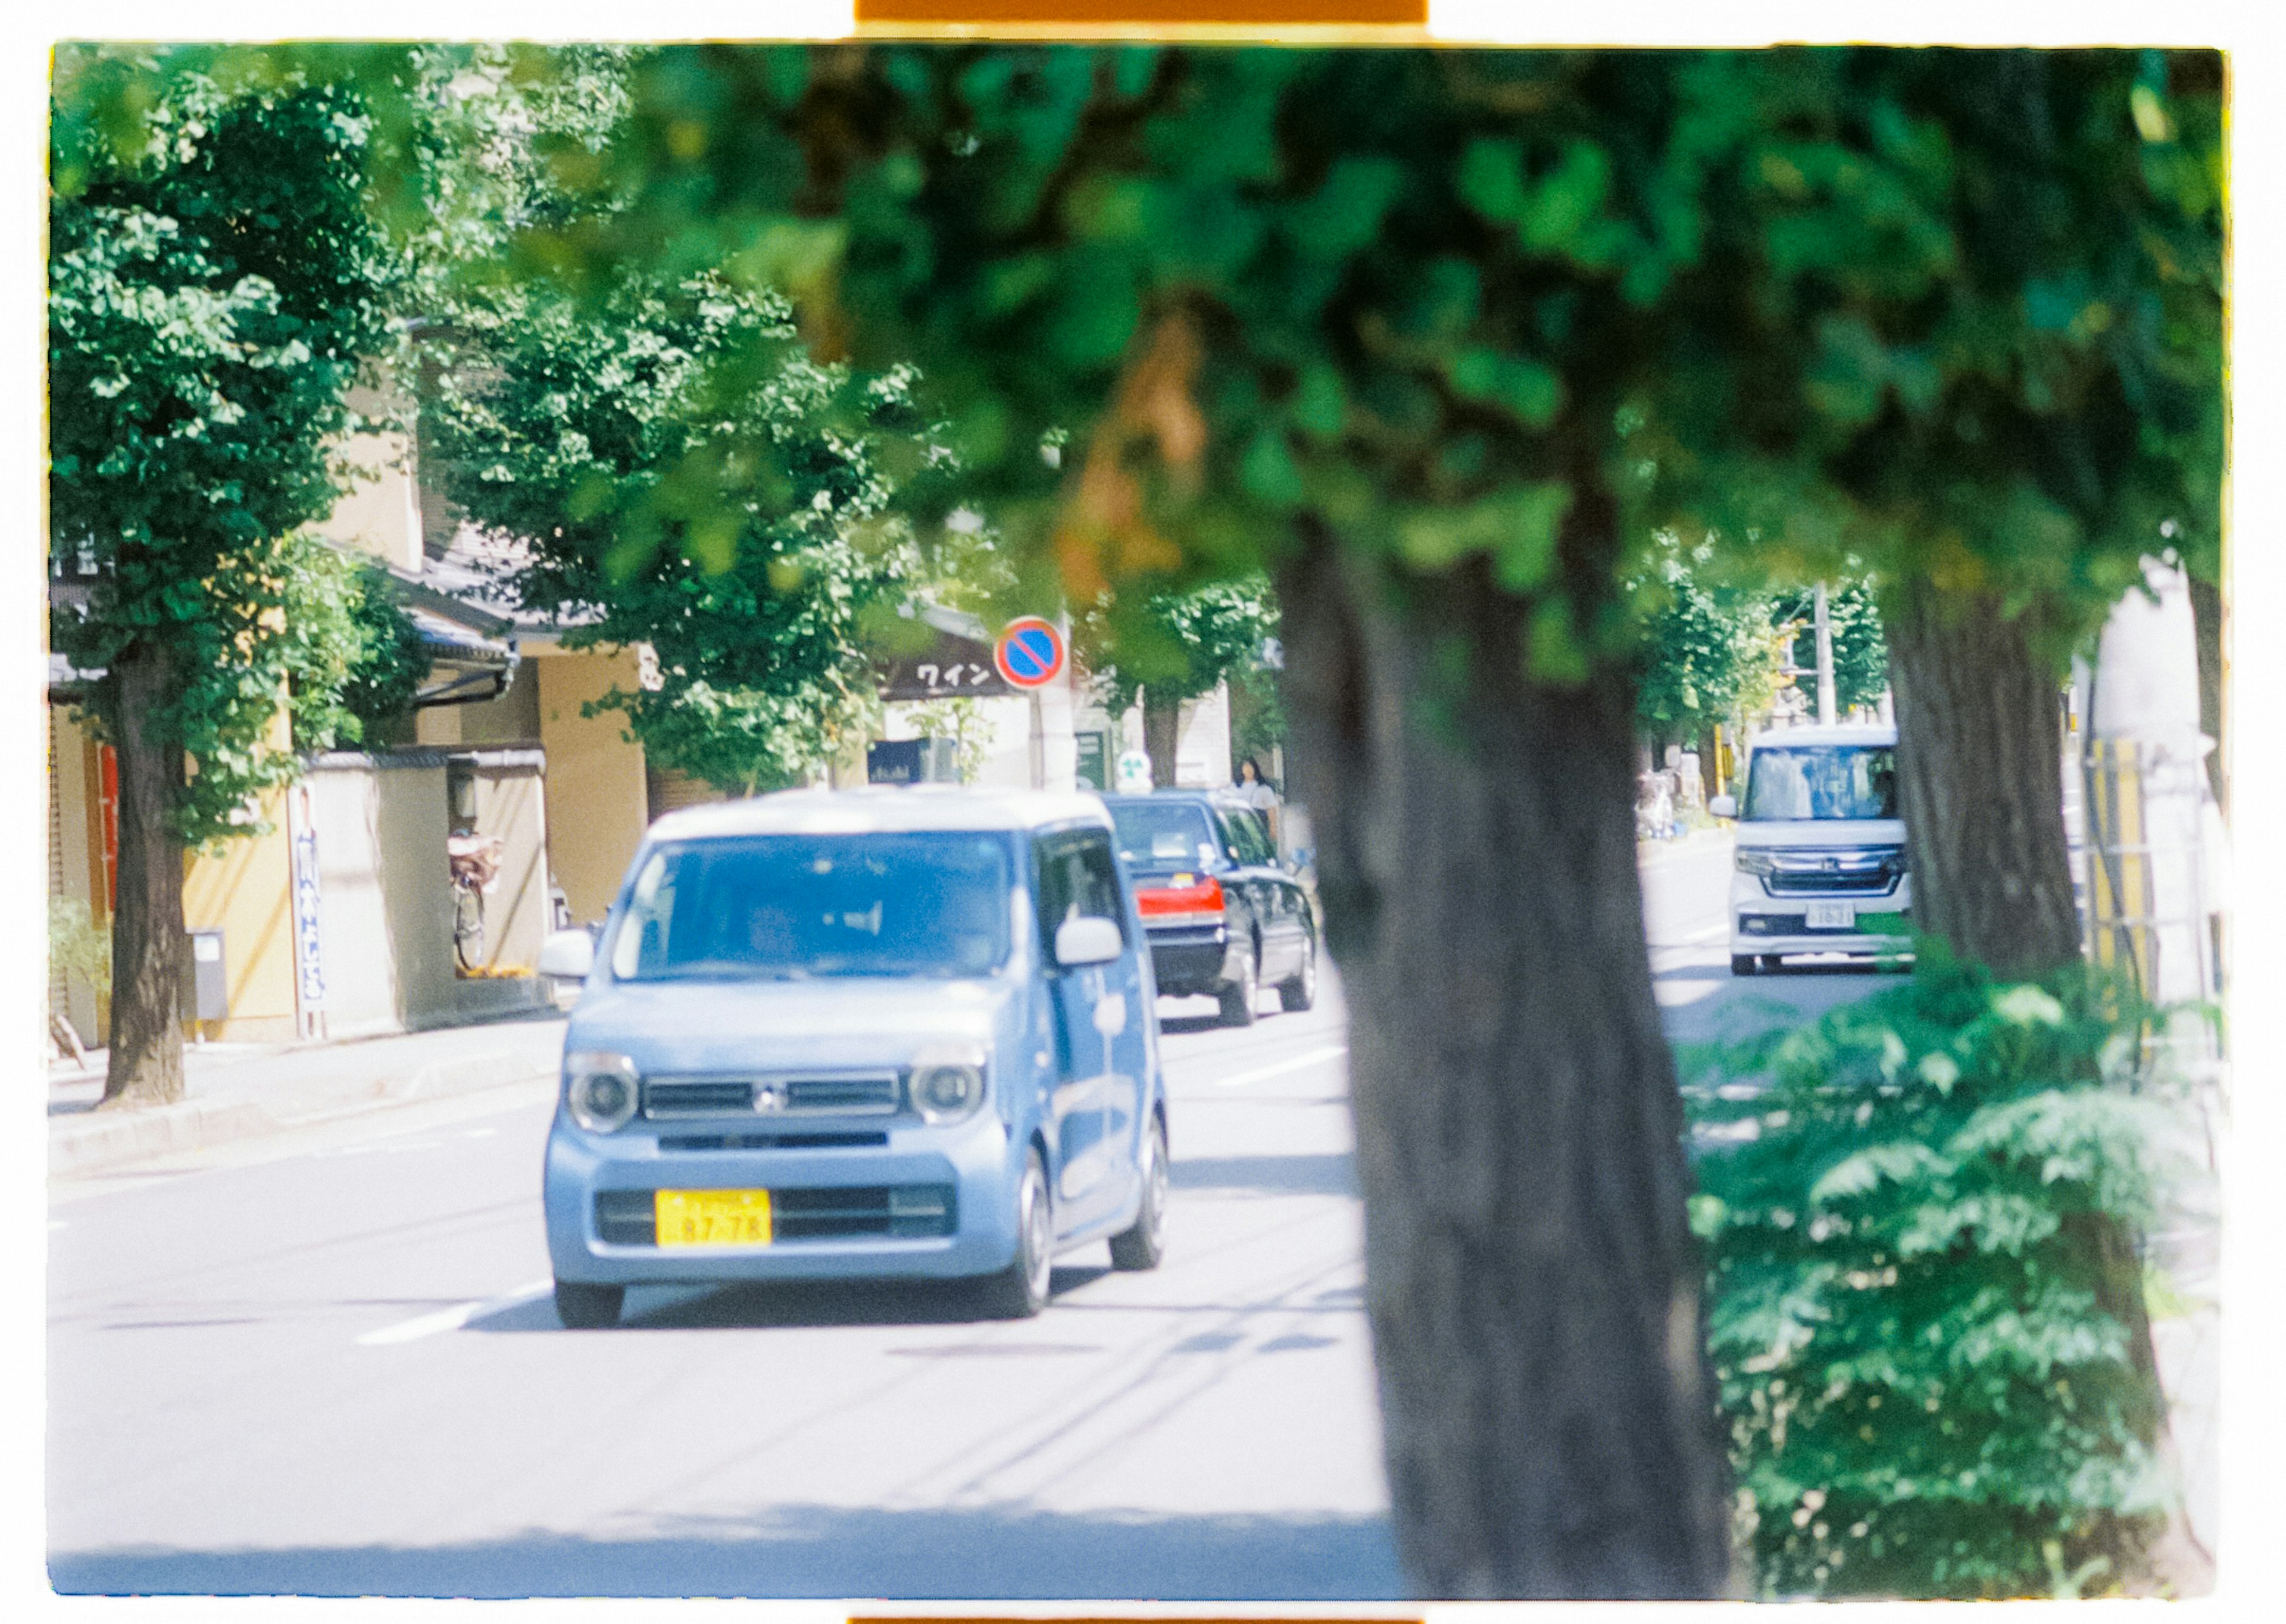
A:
[978,1148,1053,1319]
[1278,931,1318,1012]
[554,1280,623,1329]
[1108,1116,1169,1272]
[1218,945,1260,1027]
[1731,954,1760,977]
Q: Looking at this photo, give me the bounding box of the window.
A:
[1742,746,1898,822]
[608,833,1014,981]
[1107,801,1220,870]
[1035,827,1126,951]
[1220,807,1274,866]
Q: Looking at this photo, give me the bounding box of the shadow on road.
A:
[1158,1014,1231,1035]
[1169,1153,1356,1198]
[467,1265,1125,1335]
[51,1503,1411,1598]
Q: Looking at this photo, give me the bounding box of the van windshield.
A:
[1743,745,1898,821]
[609,833,1013,981]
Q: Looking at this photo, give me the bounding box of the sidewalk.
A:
[49,1009,570,1179]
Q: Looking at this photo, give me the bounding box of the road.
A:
[48,836,1886,1598]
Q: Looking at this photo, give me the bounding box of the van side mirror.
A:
[1053,916,1123,968]
[1708,794,1738,820]
[538,927,597,980]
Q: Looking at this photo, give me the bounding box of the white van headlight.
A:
[908,1042,988,1124]
[1735,848,1777,876]
[566,1051,641,1133]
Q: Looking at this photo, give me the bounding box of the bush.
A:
[1686,954,2187,1598]
[49,895,110,999]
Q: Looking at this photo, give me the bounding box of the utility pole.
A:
[1813,582,1837,725]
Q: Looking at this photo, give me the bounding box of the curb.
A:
[50,1040,563,1179]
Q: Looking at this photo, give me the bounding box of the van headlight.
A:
[1735,848,1777,876]
[907,1042,988,1124]
[566,1051,640,1133]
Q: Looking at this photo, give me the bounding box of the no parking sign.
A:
[993,617,1066,689]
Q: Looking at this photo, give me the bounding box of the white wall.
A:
[883,675,1085,792]
[1175,681,1233,788]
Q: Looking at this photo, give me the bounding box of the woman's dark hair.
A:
[1238,757,1262,782]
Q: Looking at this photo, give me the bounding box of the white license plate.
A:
[1806,901,1856,930]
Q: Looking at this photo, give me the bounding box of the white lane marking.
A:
[1211,1043,1350,1089]
[358,1278,552,1347]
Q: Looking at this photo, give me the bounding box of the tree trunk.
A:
[101,641,188,1108]
[1884,587,2082,979]
[1141,689,1181,790]
[1276,530,1731,1599]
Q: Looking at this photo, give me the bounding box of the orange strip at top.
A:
[857,1,1426,24]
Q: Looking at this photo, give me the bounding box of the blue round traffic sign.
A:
[994,617,1066,689]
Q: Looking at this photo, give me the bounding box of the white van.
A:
[1707,724,1913,975]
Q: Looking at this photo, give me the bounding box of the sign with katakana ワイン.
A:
[877,629,1014,701]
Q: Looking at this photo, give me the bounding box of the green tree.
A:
[1647,49,2222,979]
[1080,575,1281,788]
[480,43,2216,1594]
[1629,532,1788,752]
[421,266,942,794]
[332,558,434,742]
[50,56,399,1106]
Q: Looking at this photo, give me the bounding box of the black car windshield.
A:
[608,833,1013,981]
[1107,801,1221,870]
[1742,745,1898,821]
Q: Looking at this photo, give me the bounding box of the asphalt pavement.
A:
[48,836,1895,1599]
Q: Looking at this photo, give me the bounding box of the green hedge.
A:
[1686,955,2184,1598]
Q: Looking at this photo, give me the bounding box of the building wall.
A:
[308,389,422,571]
[304,763,407,1040]
[879,669,1085,792]
[182,785,299,1044]
[470,760,549,973]
[49,705,105,1043]
[534,648,651,926]
[1175,682,1234,789]
[457,665,543,747]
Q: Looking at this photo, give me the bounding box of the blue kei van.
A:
[535,789,1169,1328]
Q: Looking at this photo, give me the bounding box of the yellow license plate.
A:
[655,1188,773,1248]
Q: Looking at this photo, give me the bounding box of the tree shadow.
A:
[51,1503,1411,1599]
[469,1264,1120,1335]
[1169,1153,1356,1198]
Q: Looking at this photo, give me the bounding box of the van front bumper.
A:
[543,1108,1024,1286]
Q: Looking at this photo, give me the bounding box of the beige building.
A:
[45,382,652,1050]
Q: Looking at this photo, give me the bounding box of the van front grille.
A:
[641,1073,904,1120]
[1764,847,1903,896]
[655,1131,889,1152]
[785,1076,900,1114]
[642,1080,754,1118]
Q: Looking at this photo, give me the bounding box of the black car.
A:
[1102,791,1317,1026]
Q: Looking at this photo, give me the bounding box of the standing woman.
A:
[1234,756,1282,846]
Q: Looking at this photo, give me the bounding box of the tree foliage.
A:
[49,61,399,842]
[1082,574,1281,718]
[425,270,950,794]
[405,49,955,794]
[1688,958,2188,1597]
[1643,50,2223,672]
